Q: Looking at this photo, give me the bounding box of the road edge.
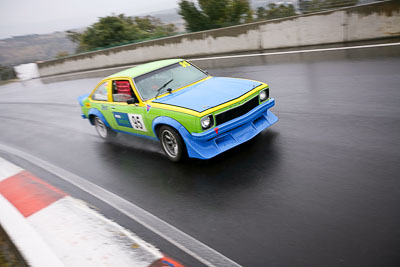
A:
[0,157,183,267]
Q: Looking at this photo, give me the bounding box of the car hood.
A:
[152,77,262,113]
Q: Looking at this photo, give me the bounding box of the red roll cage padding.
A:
[115,81,132,96]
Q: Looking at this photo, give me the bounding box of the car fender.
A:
[152,116,203,159]
[78,93,89,107]
[152,116,190,139]
[88,108,111,128]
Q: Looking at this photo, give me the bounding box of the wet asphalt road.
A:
[1,56,400,267]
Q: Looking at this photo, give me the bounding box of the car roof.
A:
[106,58,184,79]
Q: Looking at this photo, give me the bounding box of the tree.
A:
[0,65,16,81]
[257,3,297,20]
[66,30,87,53]
[134,16,176,37]
[80,15,147,50]
[228,0,253,24]
[256,7,266,20]
[67,14,176,53]
[178,1,212,31]
[178,0,252,32]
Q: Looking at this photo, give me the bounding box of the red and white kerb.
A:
[0,157,183,267]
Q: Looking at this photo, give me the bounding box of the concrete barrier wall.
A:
[38,1,400,77]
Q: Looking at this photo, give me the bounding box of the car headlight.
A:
[200,115,214,130]
[259,89,269,102]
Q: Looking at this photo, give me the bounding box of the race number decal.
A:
[128,113,147,132]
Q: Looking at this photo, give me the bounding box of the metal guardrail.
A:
[298,0,380,13]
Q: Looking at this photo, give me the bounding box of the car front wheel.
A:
[159,125,186,162]
[94,116,116,140]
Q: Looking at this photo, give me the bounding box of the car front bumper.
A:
[183,98,277,159]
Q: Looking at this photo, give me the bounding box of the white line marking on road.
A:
[190,42,400,61]
[0,157,23,182]
[0,143,242,267]
[40,65,138,79]
[41,42,400,80]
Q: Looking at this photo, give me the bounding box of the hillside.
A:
[0,32,77,67]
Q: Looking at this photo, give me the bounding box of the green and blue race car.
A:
[78,59,278,162]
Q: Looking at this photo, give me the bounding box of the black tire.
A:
[93,116,117,140]
[159,125,186,162]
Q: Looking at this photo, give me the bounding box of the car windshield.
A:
[133,62,208,100]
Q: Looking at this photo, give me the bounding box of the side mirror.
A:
[127,97,138,105]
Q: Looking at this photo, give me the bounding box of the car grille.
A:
[215,96,259,126]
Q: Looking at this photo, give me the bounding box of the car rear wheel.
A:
[94,116,116,140]
[159,125,186,162]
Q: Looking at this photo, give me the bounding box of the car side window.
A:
[92,82,108,101]
[112,80,133,102]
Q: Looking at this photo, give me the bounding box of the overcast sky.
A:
[0,0,180,39]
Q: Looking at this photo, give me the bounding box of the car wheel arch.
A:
[88,108,111,127]
[152,116,190,140]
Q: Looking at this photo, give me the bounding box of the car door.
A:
[109,79,151,137]
[90,80,118,129]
